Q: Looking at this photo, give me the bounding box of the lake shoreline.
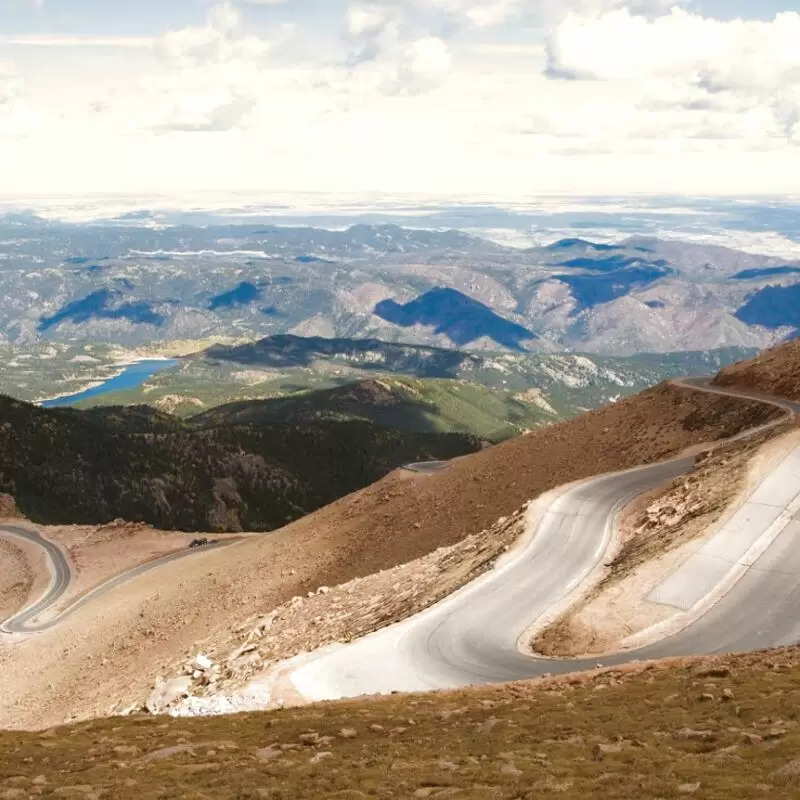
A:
[37,357,181,408]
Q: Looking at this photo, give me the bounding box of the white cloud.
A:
[337,0,531,96]
[0,61,42,137]
[2,0,800,196]
[547,9,800,84]
[0,62,19,108]
[2,0,46,8]
[544,8,800,143]
[334,0,688,97]
[319,4,454,99]
[410,0,523,27]
[142,2,284,131]
[384,36,452,94]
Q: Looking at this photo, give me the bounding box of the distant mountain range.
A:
[1,214,799,354]
[198,334,757,418]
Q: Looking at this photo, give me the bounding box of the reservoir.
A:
[40,359,180,408]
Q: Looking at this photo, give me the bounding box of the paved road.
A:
[0,525,72,634]
[402,461,449,475]
[289,378,800,701]
[0,524,238,634]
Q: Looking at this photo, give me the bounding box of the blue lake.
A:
[41,359,180,408]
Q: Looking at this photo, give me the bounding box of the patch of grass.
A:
[2,647,800,798]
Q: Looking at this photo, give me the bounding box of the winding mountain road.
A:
[402,460,449,475]
[0,525,71,634]
[288,379,800,702]
[0,525,238,634]
[3,376,800,704]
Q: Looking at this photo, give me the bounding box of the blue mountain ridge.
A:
[557,255,669,273]
[545,238,620,252]
[295,255,336,264]
[557,264,674,312]
[731,266,800,281]
[735,284,800,334]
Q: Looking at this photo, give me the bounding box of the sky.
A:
[0,0,799,198]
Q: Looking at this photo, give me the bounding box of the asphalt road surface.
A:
[0,525,72,634]
[290,379,800,701]
[403,461,449,475]
[0,525,238,634]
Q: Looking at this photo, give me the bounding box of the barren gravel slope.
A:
[0,539,34,622]
[0,382,782,730]
[714,338,800,400]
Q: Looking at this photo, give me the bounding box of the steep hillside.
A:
[0,381,782,730]
[191,377,555,440]
[0,396,481,532]
[713,338,800,400]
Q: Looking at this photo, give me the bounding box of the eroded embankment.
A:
[0,539,35,623]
